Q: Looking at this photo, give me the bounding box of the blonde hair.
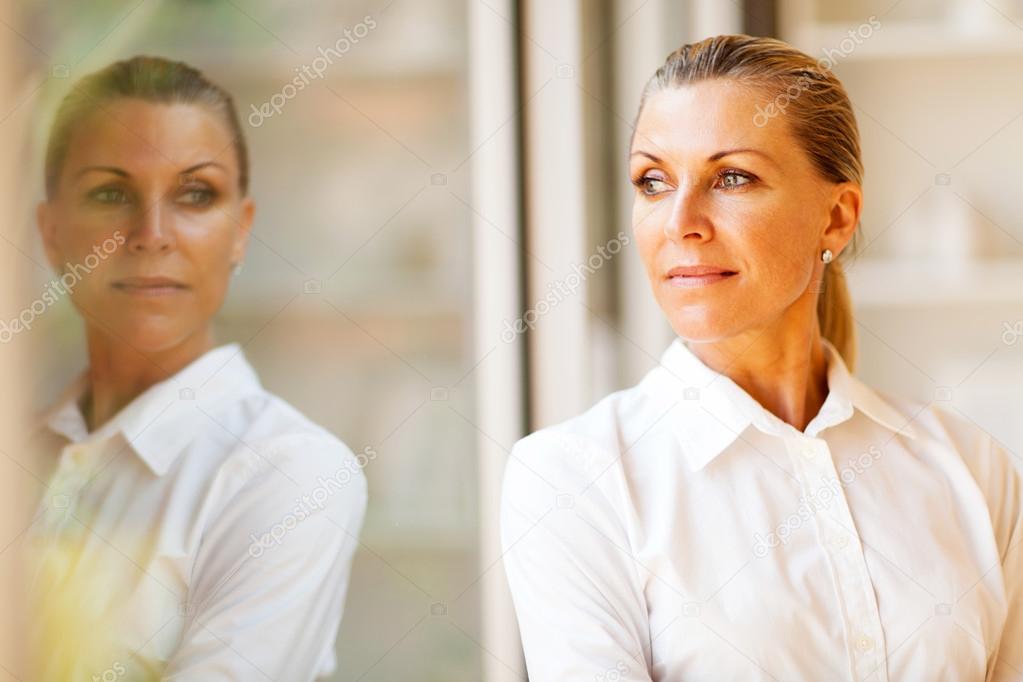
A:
[637,34,861,371]
[45,56,250,199]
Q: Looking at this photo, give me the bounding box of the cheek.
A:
[176,219,237,293]
[50,216,125,299]
[631,200,665,271]
[737,211,816,295]
[56,208,129,258]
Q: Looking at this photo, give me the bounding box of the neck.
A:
[81,327,215,431]
[687,312,829,434]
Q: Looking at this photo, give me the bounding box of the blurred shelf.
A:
[846,258,1023,307]
[221,288,468,319]
[188,47,463,82]
[361,522,476,552]
[793,22,1023,61]
[222,300,467,319]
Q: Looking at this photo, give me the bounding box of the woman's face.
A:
[629,79,858,342]
[38,98,254,353]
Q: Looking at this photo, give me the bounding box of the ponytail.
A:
[817,256,857,372]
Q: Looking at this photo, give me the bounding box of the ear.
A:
[824,182,861,257]
[36,200,64,272]
[229,195,255,266]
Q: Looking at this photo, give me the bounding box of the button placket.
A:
[786,437,889,681]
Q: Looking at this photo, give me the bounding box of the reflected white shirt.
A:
[26,344,367,681]
[502,337,1022,681]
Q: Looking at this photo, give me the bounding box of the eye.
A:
[716,169,755,190]
[178,186,216,207]
[87,186,132,205]
[633,174,673,196]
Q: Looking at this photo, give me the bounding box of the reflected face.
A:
[629,80,839,342]
[38,99,253,352]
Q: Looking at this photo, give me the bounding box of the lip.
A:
[665,264,739,288]
[111,276,189,296]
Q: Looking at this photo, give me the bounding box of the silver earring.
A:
[821,249,833,264]
[232,262,243,277]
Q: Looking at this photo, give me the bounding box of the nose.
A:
[126,194,175,254]
[664,181,713,242]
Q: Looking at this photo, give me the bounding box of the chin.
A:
[662,306,743,343]
[99,314,200,354]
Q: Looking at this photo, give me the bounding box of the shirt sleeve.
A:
[989,438,1023,681]
[501,430,653,682]
[163,434,367,682]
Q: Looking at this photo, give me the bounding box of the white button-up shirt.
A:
[25,344,367,681]
[502,337,1022,681]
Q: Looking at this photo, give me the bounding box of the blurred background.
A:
[1,0,1021,680]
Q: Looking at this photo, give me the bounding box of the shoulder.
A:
[203,390,369,522]
[508,384,648,481]
[883,390,1011,471]
[502,380,664,522]
[877,390,1020,511]
[509,374,671,480]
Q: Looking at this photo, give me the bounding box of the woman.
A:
[27,56,366,680]
[501,35,1021,681]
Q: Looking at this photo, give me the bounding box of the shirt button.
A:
[854,634,874,652]
[829,534,849,550]
[800,443,817,459]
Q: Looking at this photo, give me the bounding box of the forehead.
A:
[632,80,793,161]
[62,98,237,175]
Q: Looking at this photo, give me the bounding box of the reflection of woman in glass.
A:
[30,56,366,680]
[502,35,1021,681]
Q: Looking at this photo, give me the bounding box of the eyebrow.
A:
[75,165,129,179]
[630,148,776,165]
[74,161,227,180]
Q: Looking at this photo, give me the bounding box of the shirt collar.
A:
[43,343,262,476]
[642,336,918,472]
